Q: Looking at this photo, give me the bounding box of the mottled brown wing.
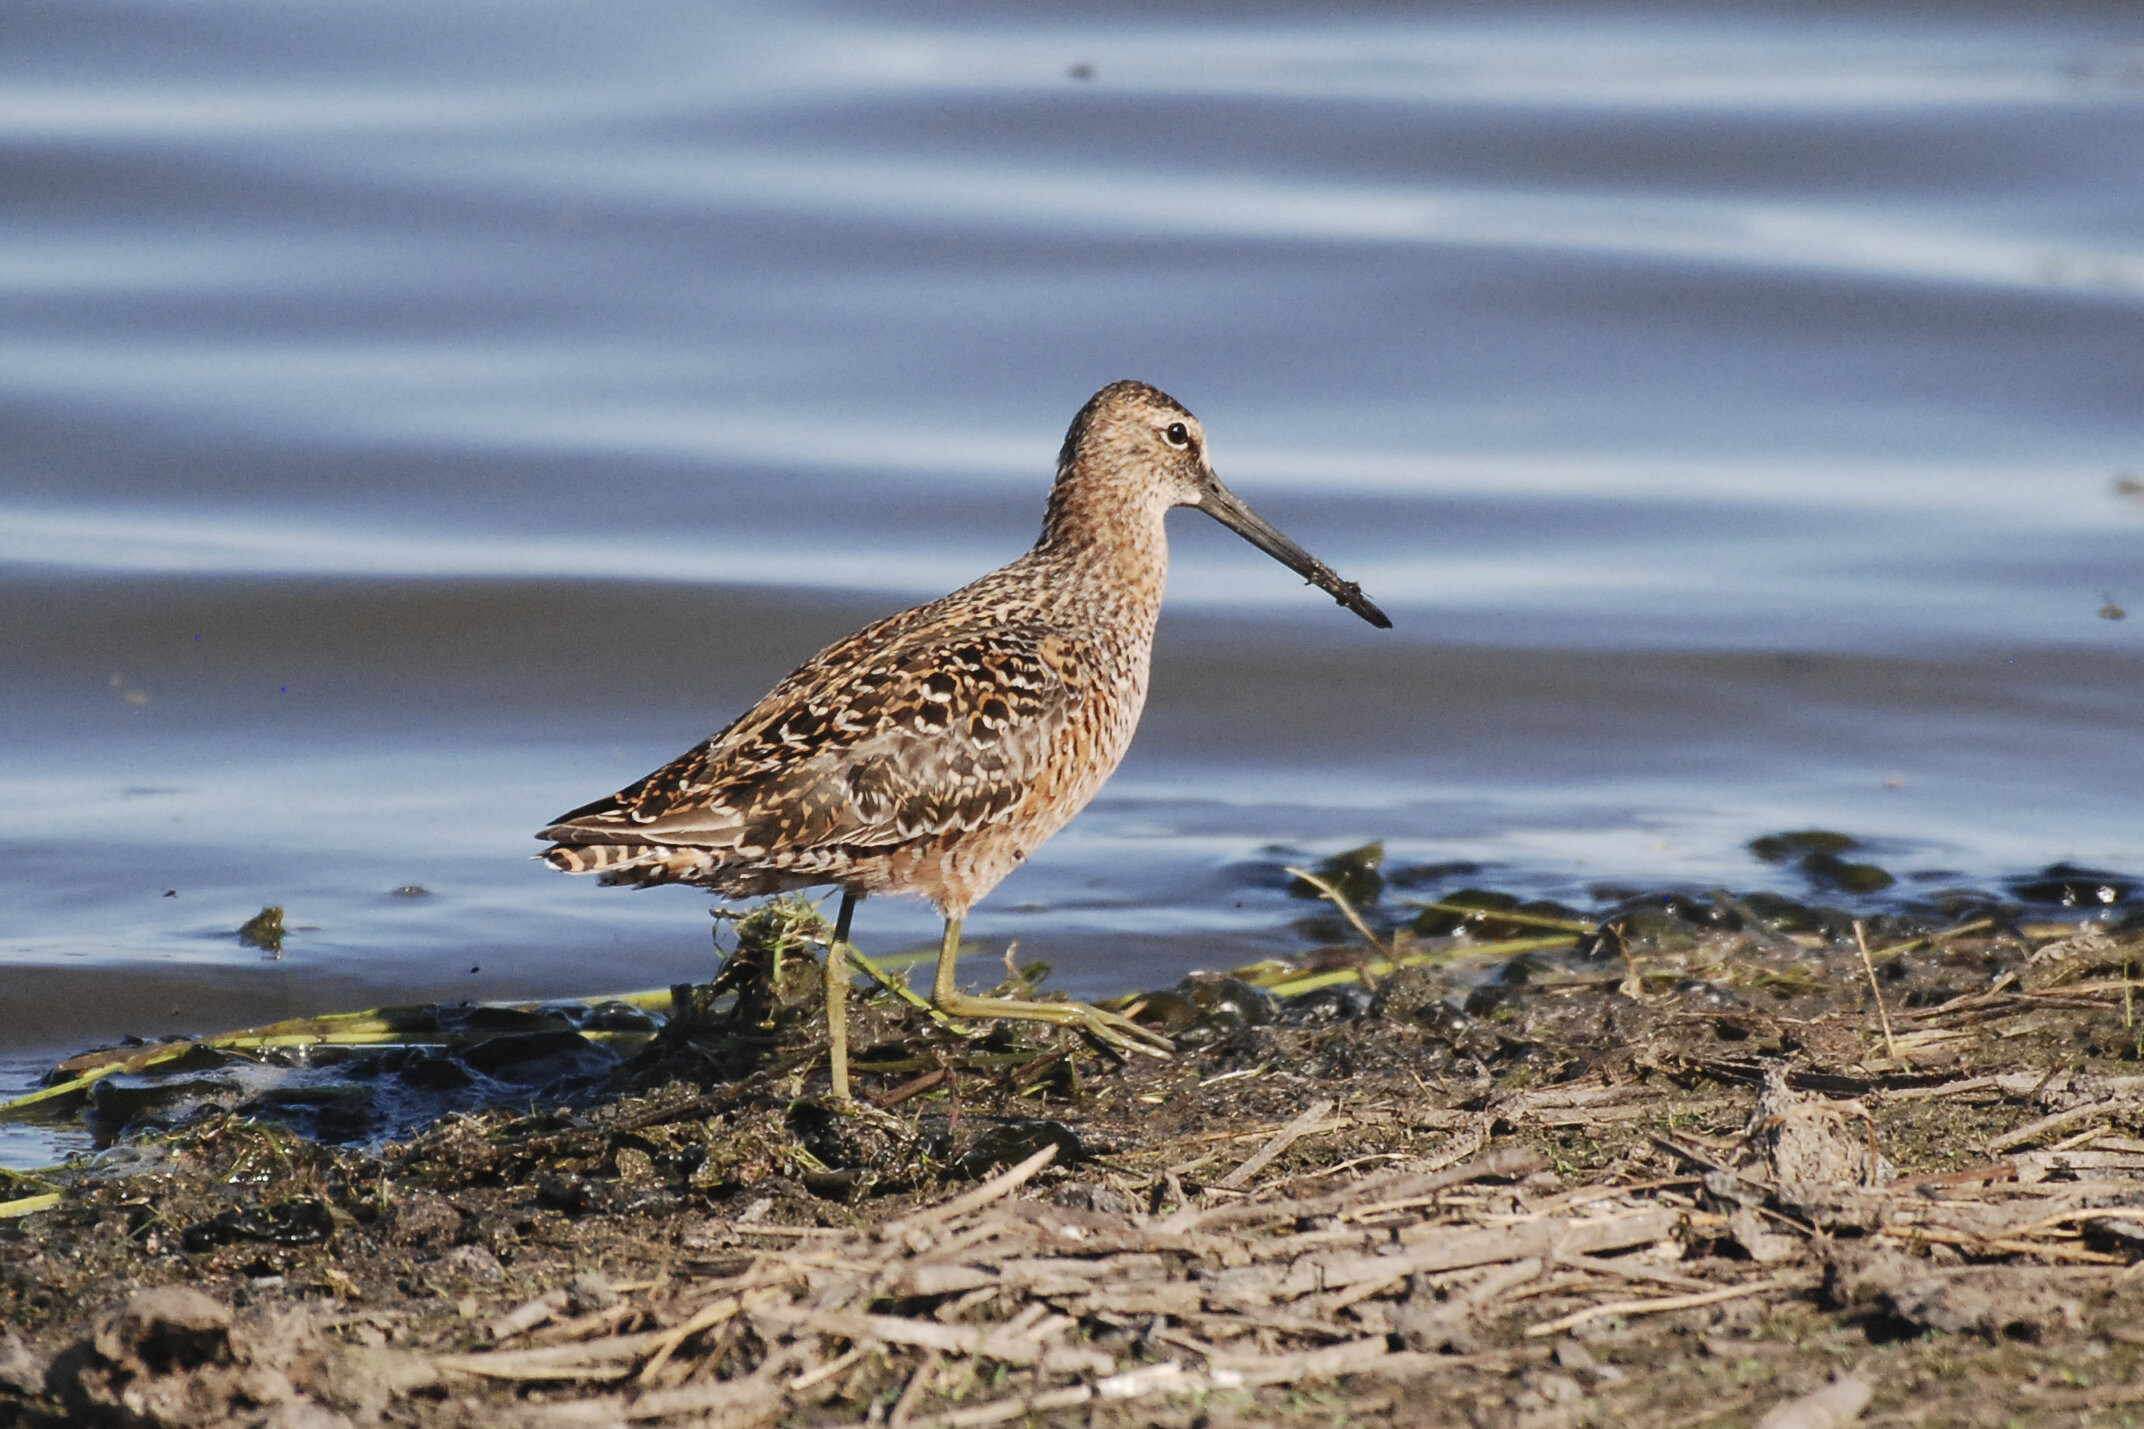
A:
[540,616,1084,865]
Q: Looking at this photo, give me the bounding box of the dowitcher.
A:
[539,381,1388,1099]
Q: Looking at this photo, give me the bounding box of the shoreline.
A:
[5,896,2144,1427]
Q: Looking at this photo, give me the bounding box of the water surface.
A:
[5,0,2143,1160]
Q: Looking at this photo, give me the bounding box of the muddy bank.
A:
[5,891,2144,1428]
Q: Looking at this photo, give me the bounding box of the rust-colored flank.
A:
[539,380,1390,1099]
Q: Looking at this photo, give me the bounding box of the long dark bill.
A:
[1197,480,1392,629]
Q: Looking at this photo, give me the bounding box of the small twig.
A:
[635,1291,749,1383]
[1875,1224,2124,1264]
[1867,917,1994,963]
[1008,1050,1066,1099]
[1987,1099,2129,1153]
[1283,867,1388,959]
[1263,1150,1414,1189]
[884,1141,1059,1237]
[2001,1204,2144,1238]
[1854,921,1904,1065]
[1406,900,1597,935]
[889,1349,941,1426]
[1647,1131,1732,1175]
[902,1383,1098,1429]
[1523,1273,1806,1338]
[2043,1122,2109,1153]
[1554,1252,1718,1292]
[1886,1161,2016,1190]
[1331,1146,1546,1223]
[1214,1098,1338,1191]
[1258,934,1577,999]
[788,1343,869,1392]
[486,1288,569,1341]
[433,1329,675,1382]
[874,1068,948,1110]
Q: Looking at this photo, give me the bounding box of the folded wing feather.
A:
[539,619,1080,883]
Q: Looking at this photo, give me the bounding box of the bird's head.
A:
[1051,380,1391,630]
[1057,379,1213,510]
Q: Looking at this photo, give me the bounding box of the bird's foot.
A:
[932,992,1173,1058]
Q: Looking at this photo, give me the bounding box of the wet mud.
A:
[6,861,2144,1429]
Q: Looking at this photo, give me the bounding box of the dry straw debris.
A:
[7,883,2144,1427]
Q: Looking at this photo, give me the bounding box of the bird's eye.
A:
[1164,422,1191,448]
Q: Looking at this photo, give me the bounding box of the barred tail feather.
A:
[542,841,727,888]
[541,844,620,874]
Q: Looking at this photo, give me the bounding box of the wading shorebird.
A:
[539,381,1389,1100]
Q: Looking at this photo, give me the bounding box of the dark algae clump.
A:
[1749,828,1897,894]
[234,905,286,957]
[5,864,2144,1429]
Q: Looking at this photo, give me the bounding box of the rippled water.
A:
[5,0,2144,1161]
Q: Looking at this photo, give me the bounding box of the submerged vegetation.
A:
[4,838,2144,1427]
[233,906,287,958]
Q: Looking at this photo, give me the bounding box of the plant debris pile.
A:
[5,877,2144,1428]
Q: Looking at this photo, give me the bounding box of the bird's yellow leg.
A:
[825,891,857,1101]
[930,916,1172,1058]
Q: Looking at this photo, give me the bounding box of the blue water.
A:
[5,0,2143,1162]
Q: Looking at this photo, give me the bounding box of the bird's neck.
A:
[1029,483,1171,631]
